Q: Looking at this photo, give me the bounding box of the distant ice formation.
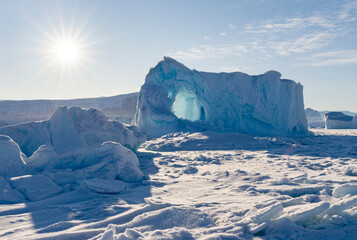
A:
[0,92,138,126]
[133,57,308,138]
[305,108,325,128]
[325,112,357,129]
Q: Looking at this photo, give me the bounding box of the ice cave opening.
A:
[171,90,205,121]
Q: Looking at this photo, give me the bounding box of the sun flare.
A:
[54,40,80,63]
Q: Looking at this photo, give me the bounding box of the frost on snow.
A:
[133,57,308,138]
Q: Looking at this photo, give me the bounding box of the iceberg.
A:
[133,57,308,138]
[325,111,357,129]
[305,108,325,128]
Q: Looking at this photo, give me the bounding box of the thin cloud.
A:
[305,50,357,66]
[219,32,227,37]
[228,24,235,29]
[169,44,247,60]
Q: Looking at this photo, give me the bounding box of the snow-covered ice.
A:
[0,128,357,239]
[134,57,308,138]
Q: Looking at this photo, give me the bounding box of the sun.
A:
[54,40,80,64]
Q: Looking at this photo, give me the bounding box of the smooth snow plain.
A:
[1,128,357,239]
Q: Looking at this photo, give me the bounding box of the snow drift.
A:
[133,57,308,138]
[325,112,357,129]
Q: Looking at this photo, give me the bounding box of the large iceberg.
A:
[133,57,308,138]
[325,112,357,129]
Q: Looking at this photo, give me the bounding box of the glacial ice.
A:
[133,57,308,138]
[325,112,357,129]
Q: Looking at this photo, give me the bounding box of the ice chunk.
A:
[9,175,62,201]
[0,135,27,177]
[81,178,127,194]
[133,57,308,138]
[26,145,57,171]
[282,202,330,223]
[245,202,284,224]
[0,177,25,203]
[322,195,357,216]
[332,183,357,198]
[28,141,144,183]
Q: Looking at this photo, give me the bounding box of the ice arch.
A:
[133,57,308,138]
[172,91,205,121]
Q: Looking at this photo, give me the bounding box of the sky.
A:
[0,0,356,111]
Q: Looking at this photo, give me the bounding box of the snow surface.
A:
[1,129,357,239]
[325,112,357,129]
[0,92,138,126]
[133,57,308,138]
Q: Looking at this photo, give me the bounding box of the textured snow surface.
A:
[0,92,138,126]
[134,57,308,138]
[1,129,357,239]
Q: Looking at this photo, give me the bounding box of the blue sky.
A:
[0,0,356,111]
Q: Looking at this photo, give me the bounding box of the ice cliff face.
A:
[325,112,357,129]
[133,57,308,138]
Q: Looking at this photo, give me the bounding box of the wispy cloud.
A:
[169,44,247,60]
[271,32,333,56]
[245,16,335,34]
[203,35,210,40]
[219,32,227,37]
[303,50,357,66]
[338,0,357,22]
[228,24,235,29]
